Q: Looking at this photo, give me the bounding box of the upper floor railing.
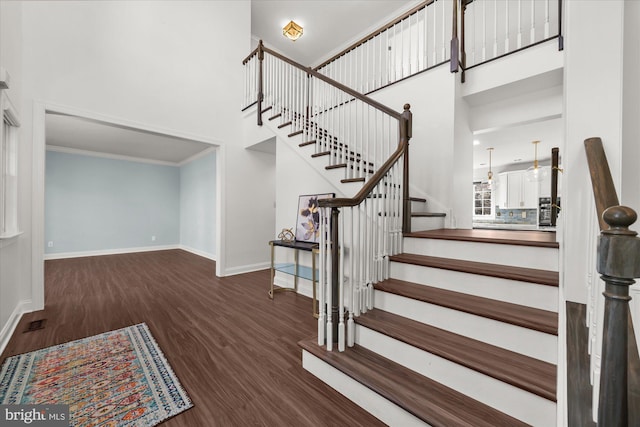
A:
[584,137,640,426]
[311,0,563,92]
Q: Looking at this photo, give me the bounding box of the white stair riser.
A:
[375,290,558,364]
[390,262,558,312]
[301,350,429,427]
[355,326,557,427]
[410,216,445,231]
[403,237,559,271]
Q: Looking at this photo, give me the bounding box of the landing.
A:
[405,228,559,248]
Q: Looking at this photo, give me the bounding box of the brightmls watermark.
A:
[1,405,69,426]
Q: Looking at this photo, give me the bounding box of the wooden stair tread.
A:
[411,212,446,217]
[341,177,365,183]
[410,196,427,202]
[299,140,316,147]
[375,278,558,335]
[326,163,347,170]
[261,106,272,114]
[288,130,303,137]
[278,121,292,129]
[299,338,528,427]
[390,253,559,287]
[356,309,557,401]
[406,228,559,248]
[268,113,281,120]
[311,151,331,158]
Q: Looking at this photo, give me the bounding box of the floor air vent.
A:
[23,319,46,332]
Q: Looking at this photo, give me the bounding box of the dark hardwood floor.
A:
[0,250,384,426]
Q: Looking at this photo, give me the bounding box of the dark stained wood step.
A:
[278,121,292,129]
[356,309,557,401]
[299,140,316,147]
[406,228,559,248]
[325,163,347,170]
[410,197,427,203]
[411,212,446,217]
[311,151,331,158]
[261,106,273,114]
[288,130,303,137]
[268,113,281,121]
[341,177,365,183]
[390,253,559,287]
[299,339,528,427]
[375,278,558,335]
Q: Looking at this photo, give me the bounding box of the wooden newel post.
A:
[401,103,412,234]
[597,205,640,426]
[330,207,340,343]
[257,40,265,126]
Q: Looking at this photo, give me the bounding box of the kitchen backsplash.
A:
[475,208,538,225]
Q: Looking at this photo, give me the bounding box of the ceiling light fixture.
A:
[526,140,548,182]
[283,20,303,41]
[487,147,494,184]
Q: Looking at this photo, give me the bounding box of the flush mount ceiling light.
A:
[487,147,494,184]
[526,140,548,182]
[283,20,303,41]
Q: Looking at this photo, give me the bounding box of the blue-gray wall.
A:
[180,151,216,257]
[45,150,181,254]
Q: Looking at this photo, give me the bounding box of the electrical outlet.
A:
[151,236,156,242]
[47,241,53,247]
[522,211,527,219]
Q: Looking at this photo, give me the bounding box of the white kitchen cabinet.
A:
[498,170,539,209]
[496,173,509,209]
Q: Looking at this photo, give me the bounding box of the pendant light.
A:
[526,140,548,182]
[487,147,494,185]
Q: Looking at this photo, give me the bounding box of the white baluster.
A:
[482,0,487,61]
[505,0,510,53]
[326,207,333,352]
[318,206,326,346]
[530,0,535,43]
[493,0,498,58]
[433,1,437,66]
[441,0,446,61]
[348,206,355,348]
[517,0,522,49]
[545,0,550,38]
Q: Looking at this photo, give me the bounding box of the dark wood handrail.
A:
[584,136,640,427]
[262,46,401,120]
[584,137,620,231]
[313,0,433,71]
[320,141,407,209]
[242,47,259,65]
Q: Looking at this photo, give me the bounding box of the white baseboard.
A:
[222,261,271,276]
[0,299,32,356]
[44,245,181,260]
[178,245,216,261]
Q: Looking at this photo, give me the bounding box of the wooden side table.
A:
[269,240,319,317]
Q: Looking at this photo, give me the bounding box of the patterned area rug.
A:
[0,323,192,426]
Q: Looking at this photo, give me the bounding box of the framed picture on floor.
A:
[295,193,335,243]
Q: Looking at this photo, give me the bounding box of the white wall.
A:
[622,0,640,213]
[180,150,217,259]
[369,65,458,224]
[18,1,268,301]
[0,0,29,351]
[562,0,625,303]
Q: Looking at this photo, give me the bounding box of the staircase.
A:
[300,229,559,426]
[243,42,559,426]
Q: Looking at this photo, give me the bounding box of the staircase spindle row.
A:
[243,41,411,353]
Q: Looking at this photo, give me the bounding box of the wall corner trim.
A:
[0,299,33,356]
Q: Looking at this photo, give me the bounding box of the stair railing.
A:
[313,0,453,95]
[584,137,640,426]
[242,42,412,353]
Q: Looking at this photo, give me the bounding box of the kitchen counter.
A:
[472,222,556,232]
